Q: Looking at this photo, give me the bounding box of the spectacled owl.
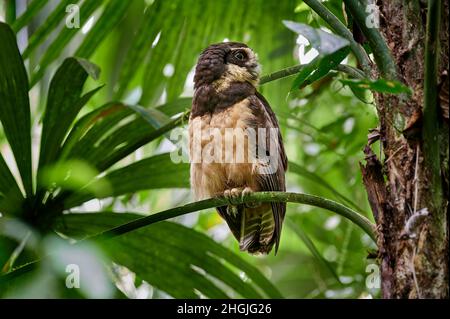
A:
[189,42,287,254]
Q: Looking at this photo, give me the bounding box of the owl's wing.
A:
[248,93,287,253]
[254,92,288,170]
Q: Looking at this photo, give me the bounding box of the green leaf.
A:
[165,3,203,101]
[39,159,111,199]
[4,0,16,25]
[114,0,162,99]
[104,153,189,191]
[62,105,142,167]
[289,59,320,91]
[290,46,350,91]
[283,20,350,91]
[286,218,341,284]
[126,104,170,129]
[59,102,131,160]
[22,0,73,59]
[346,81,373,104]
[29,0,104,87]
[62,99,188,172]
[0,155,21,198]
[303,47,350,85]
[38,58,101,174]
[0,23,32,197]
[283,20,349,55]
[53,213,282,298]
[75,0,132,59]
[11,0,49,32]
[95,113,187,171]
[0,155,23,215]
[65,110,153,168]
[288,161,365,213]
[63,153,189,209]
[340,78,413,95]
[156,97,192,117]
[139,0,186,106]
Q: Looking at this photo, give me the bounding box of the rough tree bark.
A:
[360,1,449,298]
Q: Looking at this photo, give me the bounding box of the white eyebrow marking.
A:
[230,47,256,61]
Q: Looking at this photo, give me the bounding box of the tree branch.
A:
[90,191,376,242]
[303,0,372,76]
[260,64,305,84]
[343,0,397,80]
[335,64,366,79]
[423,0,442,208]
[260,63,365,85]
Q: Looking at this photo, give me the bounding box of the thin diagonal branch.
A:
[90,191,376,242]
[343,0,397,80]
[303,0,372,76]
[423,0,442,208]
[260,63,365,85]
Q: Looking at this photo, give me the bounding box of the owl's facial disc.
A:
[193,42,260,91]
[208,46,260,92]
[224,47,260,84]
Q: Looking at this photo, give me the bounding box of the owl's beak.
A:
[248,63,260,80]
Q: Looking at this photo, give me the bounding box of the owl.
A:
[189,42,287,254]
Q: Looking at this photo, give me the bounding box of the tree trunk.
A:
[360,0,449,298]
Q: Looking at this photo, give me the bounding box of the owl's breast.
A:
[189,98,259,199]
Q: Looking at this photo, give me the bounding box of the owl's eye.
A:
[234,51,246,61]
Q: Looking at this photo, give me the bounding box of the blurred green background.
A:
[0,0,379,299]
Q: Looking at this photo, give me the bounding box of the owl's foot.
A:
[242,187,260,208]
[224,188,242,205]
[224,187,260,211]
[224,188,242,217]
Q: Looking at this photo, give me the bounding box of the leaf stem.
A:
[90,191,377,243]
[303,0,372,76]
[260,64,305,84]
[5,0,16,25]
[260,63,365,85]
[343,0,397,80]
[335,64,366,79]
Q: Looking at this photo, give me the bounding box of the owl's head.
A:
[193,42,260,90]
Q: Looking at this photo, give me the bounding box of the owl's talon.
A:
[224,188,243,217]
[226,187,242,205]
[224,187,259,214]
[242,187,260,208]
[227,205,238,217]
[242,187,252,198]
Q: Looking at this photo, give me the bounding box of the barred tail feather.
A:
[217,204,278,254]
[239,208,275,254]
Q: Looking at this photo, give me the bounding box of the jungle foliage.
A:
[2,0,443,299]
